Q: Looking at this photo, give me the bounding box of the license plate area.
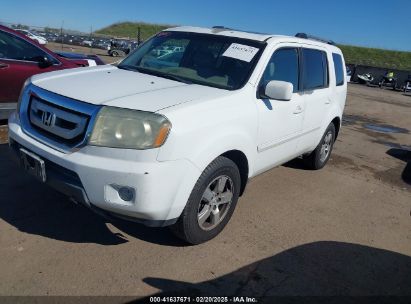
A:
[19,148,46,183]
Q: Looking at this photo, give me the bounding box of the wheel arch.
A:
[221,150,249,196]
[331,116,341,140]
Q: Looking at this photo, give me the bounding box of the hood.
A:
[55,51,93,59]
[55,51,105,66]
[31,65,229,112]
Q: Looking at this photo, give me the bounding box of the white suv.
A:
[8,27,347,244]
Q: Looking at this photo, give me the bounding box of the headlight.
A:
[16,77,32,120]
[89,107,171,149]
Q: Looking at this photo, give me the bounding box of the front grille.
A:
[20,84,100,153]
[29,96,90,144]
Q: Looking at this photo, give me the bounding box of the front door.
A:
[254,46,305,174]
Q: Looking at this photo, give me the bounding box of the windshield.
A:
[119,31,266,90]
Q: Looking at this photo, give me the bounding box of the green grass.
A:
[95,21,173,40]
[338,45,411,71]
[96,22,411,71]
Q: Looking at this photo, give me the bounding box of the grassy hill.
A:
[97,22,411,71]
[338,45,411,71]
[95,22,173,40]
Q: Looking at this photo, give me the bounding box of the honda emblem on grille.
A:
[41,111,55,127]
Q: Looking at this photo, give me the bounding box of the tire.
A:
[112,51,118,57]
[171,156,241,245]
[303,123,336,170]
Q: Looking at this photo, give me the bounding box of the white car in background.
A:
[8,26,347,244]
[82,40,93,47]
[15,29,47,45]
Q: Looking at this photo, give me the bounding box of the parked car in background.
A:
[94,41,111,50]
[0,25,104,119]
[8,26,347,244]
[53,51,105,66]
[82,40,93,47]
[15,29,48,45]
[108,40,138,57]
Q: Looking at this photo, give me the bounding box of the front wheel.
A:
[171,156,241,245]
[303,123,336,170]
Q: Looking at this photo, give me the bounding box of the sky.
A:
[2,0,410,51]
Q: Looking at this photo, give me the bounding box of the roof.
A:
[166,26,281,42]
[165,26,341,52]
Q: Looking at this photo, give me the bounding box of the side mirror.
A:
[37,56,53,68]
[263,80,293,101]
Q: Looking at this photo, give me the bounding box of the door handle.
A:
[325,98,331,104]
[293,105,303,114]
[0,63,9,69]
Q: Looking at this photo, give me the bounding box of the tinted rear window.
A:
[332,53,344,86]
[302,48,328,90]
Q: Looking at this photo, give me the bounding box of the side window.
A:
[332,53,344,86]
[261,48,299,93]
[0,30,51,63]
[302,48,328,90]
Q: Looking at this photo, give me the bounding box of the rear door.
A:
[0,29,60,103]
[297,46,331,151]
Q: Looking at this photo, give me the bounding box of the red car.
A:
[0,25,104,119]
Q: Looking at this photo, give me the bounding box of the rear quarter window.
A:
[332,53,344,86]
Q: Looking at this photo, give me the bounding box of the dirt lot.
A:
[47,42,121,64]
[0,84,410,299]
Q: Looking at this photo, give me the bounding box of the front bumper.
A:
[8,112,201,227]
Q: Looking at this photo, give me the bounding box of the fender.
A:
[161,131,256,220]
[158,125,257,176]
[157,88,258,174]
[158,127,256,220]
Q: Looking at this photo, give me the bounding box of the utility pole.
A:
[90,25,93,54]
[60,20,64,51]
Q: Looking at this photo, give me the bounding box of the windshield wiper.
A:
[118,65,192,84]
[117,65,140,71]
[158,73,193,84]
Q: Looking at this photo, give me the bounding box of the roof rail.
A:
[211,26,234,33]
[212,26,271,37]
[212,26,232,30]
[295,33,335,45]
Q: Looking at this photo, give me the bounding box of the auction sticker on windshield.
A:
[222,43,259,62]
